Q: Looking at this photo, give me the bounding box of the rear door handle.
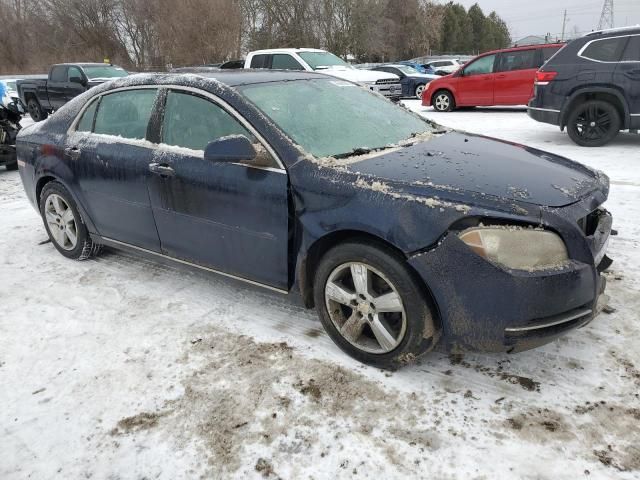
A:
[148,162,175,177]
[64,146,81,160]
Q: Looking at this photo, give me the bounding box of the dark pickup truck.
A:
[17,63,128,122]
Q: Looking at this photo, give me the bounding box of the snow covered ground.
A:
[1,108,639,480]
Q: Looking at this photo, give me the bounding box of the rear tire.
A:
[432,90,455,112]
[313,241,439,369]
[5,161,18,171]
[415,84,426,100]
[39,181,101,260]
[566,100,620,147]
[27,98,48,122]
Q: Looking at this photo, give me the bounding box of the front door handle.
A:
[148,162,175,177]
[64,146,81,160]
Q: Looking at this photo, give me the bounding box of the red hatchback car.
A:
[422,44,564,111]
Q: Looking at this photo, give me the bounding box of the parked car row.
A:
[421,27,640,147]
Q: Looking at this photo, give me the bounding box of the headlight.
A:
[459,226,569,270]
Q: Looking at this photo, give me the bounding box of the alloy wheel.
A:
[574,104,613,141]
[434,93,450,111]
[324,262,407,354]
[415,84,425,99]
[44,193,78,250]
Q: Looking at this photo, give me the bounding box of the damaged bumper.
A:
[408,209,612,353]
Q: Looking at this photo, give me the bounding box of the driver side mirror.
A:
[70,76,85,85]
[204,135,256,163]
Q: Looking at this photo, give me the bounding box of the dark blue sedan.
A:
[371,64,440,99]
[16,71,612,368]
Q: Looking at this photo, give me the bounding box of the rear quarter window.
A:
[580,37,627,62]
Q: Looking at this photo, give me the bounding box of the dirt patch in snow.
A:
[109,330,441,477]
[505,402,640,472]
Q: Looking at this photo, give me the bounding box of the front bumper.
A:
[366,82,403,98]
[408,211,611,353]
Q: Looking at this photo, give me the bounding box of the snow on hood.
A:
[342,131,608,208]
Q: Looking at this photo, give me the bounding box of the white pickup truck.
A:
[244,48,402,99]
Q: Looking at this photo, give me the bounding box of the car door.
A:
[493,49,538,105]
[617,34,640,127]
[146,88,289,290]
[47,65,68,109]
[66,87,162,251]
[454,54,497,106]
[65,66,87,102]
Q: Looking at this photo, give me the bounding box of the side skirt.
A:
[90,234,290,295]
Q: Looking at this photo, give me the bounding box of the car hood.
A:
[320,67,399,83]
[346,131,607,208]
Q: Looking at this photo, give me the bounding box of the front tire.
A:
[39,181,100,260]
[566,100,620,147]
[432,90,455,112]
[313,242,438,368]
[27,99,48,122]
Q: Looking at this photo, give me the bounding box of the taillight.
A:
[535,71,558,85]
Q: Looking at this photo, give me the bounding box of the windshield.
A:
[82,66,128,80]
[240,79,432,158]
[298,52,350,70]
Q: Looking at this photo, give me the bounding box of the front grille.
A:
[375,78,398,85]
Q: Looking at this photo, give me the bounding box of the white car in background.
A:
[244,48,403,99]
[424,59,463,75]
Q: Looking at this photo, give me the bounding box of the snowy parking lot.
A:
[1,106,639,479]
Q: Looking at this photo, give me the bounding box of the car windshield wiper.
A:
[332,147,376,159]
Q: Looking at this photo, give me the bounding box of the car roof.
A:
[127,70,329,87]
[56,63,123,68]
[479,43,565,57]
[250,48,326,55]
[586,25,640,37]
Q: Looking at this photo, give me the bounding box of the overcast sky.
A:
[450,0,640,41]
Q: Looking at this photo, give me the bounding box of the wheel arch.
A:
[431,88,456,109]
[35,174,98,234]
[297,229,442,330]
[561,87,629,129]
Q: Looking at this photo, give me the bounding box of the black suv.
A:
[528,27,640,147]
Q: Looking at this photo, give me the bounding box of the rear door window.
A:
[250,54,269,69]
[497,49,537,72]
[463,54,496,76]
[581,37,627,62]
[271,54,304,70]
[622,35,640,61]
[93,89,157,140]
[50,66,67,82]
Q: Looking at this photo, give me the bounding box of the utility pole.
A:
[561,10,568,41]
[597,0,614,30]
